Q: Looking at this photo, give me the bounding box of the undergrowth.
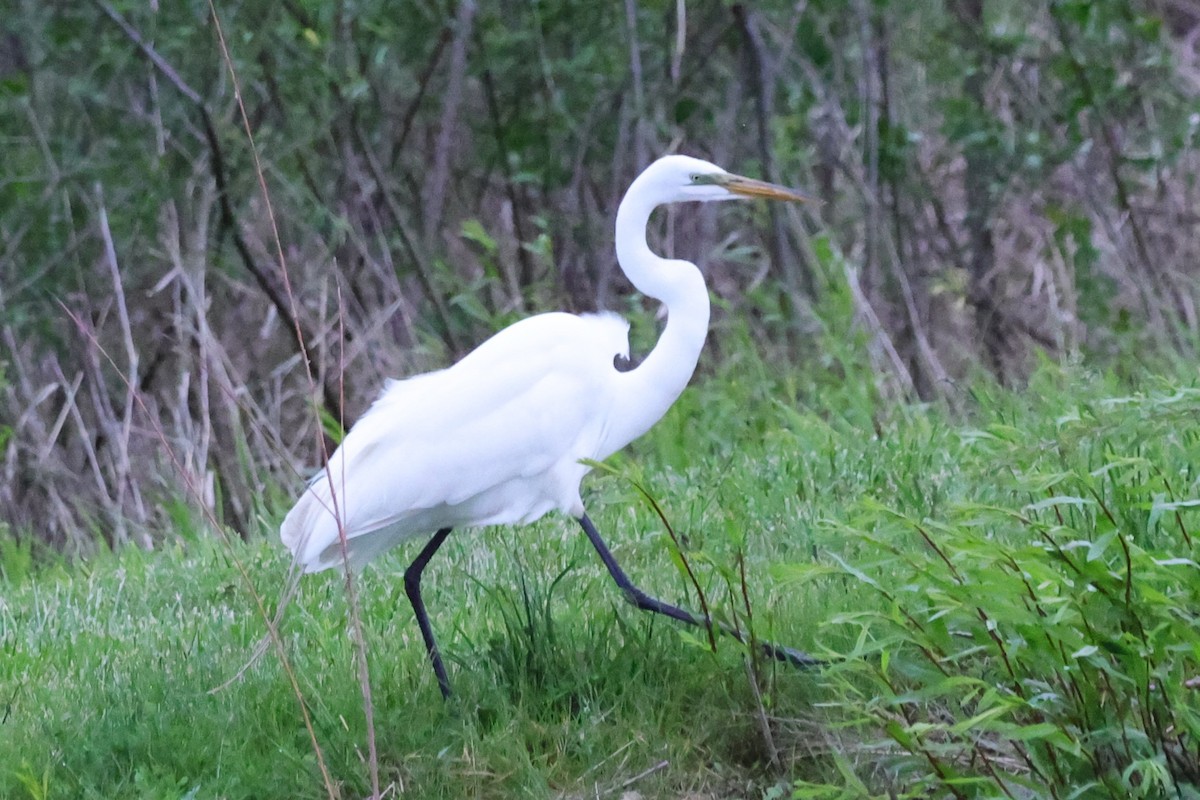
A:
[2,361,1198,798]
[784,374,1200,798]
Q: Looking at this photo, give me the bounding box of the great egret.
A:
[282,155,815,698]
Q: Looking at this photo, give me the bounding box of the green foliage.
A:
[2,354,1199,796]
[0,520,794,798]
[5,0,1199,550]
[3,0,1200,795]
[786,380,1200,797]
[0,528,34,585]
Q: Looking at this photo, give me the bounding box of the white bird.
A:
[281,155,815,697]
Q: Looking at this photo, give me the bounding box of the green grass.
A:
[2,358,1198,798]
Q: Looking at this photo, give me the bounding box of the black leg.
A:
[577,513,820,668]
[404,527,455,699]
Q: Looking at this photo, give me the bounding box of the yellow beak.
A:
[716,173,815,203]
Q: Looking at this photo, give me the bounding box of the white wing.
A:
[280,312,630,572]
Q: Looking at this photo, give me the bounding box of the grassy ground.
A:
[2,357,1198,799]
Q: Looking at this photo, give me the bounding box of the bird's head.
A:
[636,154,814,205]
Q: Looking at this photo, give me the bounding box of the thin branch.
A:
[350,119,464,354]
[94,184,141,546]
[91,0,343,422]
[623,0,649,167]
[476,30,536,299]
[89,1,341,794]
[391,27,452,169]
[733,4,815,299]
[63,299,338,798]
[423,0,476,244]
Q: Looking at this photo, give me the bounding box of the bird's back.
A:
[280,312,631,571]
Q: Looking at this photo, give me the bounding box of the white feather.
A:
[279,155,803,575]
[280,312,630,571]
[278,154,814,695]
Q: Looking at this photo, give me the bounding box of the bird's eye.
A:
[690,174,702,183]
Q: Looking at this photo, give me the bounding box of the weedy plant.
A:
[3,348,1198,798]
[785,383,1200,798]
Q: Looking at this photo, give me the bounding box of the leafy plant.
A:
[786,385,1200,797]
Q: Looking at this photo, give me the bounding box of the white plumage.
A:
[280,155,814,696]
[282,311,631,571]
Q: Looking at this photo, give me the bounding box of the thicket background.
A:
[2,0,1198,553]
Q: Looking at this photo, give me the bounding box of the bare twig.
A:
[62,298,337,798]
[616,760,668,793]
[350,119,464,353]
[390,27,452,169]
[623,0,649,168]
[206,2,386,795]
[423,0,476,245]
[94,185,145,547]
[733,4,814,299]
[91,0,343,422]
[476,33,537,299]
[83,0,346,793]
[737,551,780,768]
[333,279,381,800]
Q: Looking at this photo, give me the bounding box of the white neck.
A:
[601,184,710,454]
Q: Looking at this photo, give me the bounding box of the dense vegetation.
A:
[4,361,1199,797]
[3,0,1198,549]
[2,0,1198,797]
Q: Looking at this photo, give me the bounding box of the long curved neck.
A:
[605,185,710,452]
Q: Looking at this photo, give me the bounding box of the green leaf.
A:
[460,219,497,254]
[1025,495,1096,512]
[769,562,843,585]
